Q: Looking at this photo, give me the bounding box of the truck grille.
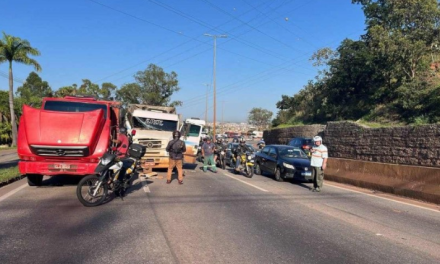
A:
[137,139,163,149]
[30,145,89,157]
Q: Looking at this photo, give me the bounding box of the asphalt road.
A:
[0,163,439,264]
[0,149,18,169]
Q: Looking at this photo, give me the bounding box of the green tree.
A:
[54,84,77,97]
[16,72,52,109]
[0,32,41,146]
[248,108,273,130]
[116,64,182,106]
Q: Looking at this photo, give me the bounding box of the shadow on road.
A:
[0,159,19,169]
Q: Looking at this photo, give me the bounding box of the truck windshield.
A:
[187,125,201,137]
[133,116,177,132]
[44,101,107,118]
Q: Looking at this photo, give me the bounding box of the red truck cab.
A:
[17,96,121,186]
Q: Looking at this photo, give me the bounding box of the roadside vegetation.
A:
[0,166,20,184]
[272,0,440,128]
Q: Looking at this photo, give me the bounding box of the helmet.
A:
[119,127,127,135]
[206,136,212,141]
[217,138,222,143]
[239,137,246,143]
[313,136,322,143]
[173,130,181,139]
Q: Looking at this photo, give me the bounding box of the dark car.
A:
[287,137,313,156]
[225,142,255,166]
[254,145,313,182]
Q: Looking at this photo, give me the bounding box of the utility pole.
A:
[203,83,210,124]
[204,33,227,138]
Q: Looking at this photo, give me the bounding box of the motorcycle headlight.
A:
[283,162,295,169]
[100,153,116,165]
[247,155,252,160]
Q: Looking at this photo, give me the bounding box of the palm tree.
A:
[0,32,41,146]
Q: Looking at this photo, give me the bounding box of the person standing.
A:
[310,136,328,192]
[202,137,217,173]
[166,130,186,184]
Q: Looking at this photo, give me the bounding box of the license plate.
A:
[53,164,71,169]
[145,162,155,166]
[301,172,312,176]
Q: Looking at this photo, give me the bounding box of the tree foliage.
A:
[274,0,440,126]
[116,64,182,106]
[248,108,273,130]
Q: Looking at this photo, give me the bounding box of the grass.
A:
[0,147,16,151]
[0,166,21,183]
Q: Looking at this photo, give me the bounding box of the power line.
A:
[90,0,306,83]
[240,0,319,49]
[199,0,308,54]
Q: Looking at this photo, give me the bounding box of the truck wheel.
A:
[27,174,43,186]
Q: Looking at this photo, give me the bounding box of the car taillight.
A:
[302,145,308,149]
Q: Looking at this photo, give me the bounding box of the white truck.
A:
[180,118,206,163]
[126,104,179,169]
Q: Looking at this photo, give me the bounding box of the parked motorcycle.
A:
[76,142,146,207]
[232,152,254,178]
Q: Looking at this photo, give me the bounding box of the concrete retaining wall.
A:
[326,158,440,204]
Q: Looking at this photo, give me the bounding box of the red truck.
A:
[17,96,122,186]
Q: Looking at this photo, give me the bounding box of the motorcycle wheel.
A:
[221,157,226,170]
[245,165,254,178]
[77,175,108,207]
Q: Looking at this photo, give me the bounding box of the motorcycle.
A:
[232,151,254,178]
[215,149,226,170]
[76,140,146,207]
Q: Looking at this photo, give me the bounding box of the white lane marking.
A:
[140,179,150,193]
[327,183,440,213]
[223,173,269,192]
[0,183,27,203]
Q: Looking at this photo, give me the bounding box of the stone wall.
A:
[263,125,325,145]
[264,122,440,167]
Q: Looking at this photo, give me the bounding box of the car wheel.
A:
[255,163,262,175]
[274,167,284,182]
[27,174,43,186]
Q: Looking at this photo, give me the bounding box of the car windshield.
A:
[231,143,254,152]
[132,116,177,132]
[278,147,308,158]
[44,101,108,118]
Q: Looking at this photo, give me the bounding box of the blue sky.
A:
[0,0,366,122]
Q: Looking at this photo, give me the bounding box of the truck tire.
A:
[27,174,43,186]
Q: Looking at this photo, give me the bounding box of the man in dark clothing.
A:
[234,137,251,171]
[166,130,186,184]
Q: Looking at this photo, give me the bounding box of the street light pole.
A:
[204,33,227,138]
[203,83,210,124]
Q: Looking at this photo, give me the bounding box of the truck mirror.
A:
[131,130,137,136]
